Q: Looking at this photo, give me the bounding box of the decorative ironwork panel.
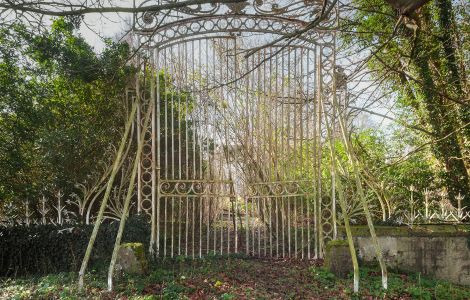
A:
[133,0,339,259]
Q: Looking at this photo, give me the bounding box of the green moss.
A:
[338,225,470,237]
[325,239,349,252]
[324,240,351,275]
[121,243,148,272]
[122,243,145,257]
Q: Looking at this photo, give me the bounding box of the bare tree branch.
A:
[0,0,247,16]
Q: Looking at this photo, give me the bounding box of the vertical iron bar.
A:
[306,48,311,260]
[150,48,157,257]
[170,47,175,258]
[287,47,291,258]
[198,40,208,254]
[316,46,324,258]
[262,48,267,257]
[251,54,256,257]
[245,195,249,255]
[226,38,231,256]
[332,30,338,241]
[245,56,250,256]
[293,47,298,259]
[137,94,142,215]
[192,40,202,258]
[186,195,189,256]
[233,37,239,255]
[313,46,319,259]
[163,47,169,258]
[252,195,255,256]
[178,42,182,257]
[155,48,161,257]
[300,48,305,260]
[280,48,286,258]
[192,186,195,258]
[274,47,280,259]
[212,39,217,256]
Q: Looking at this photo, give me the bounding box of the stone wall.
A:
[337,225,470,286]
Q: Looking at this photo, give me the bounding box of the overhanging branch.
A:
[0,0,247,17]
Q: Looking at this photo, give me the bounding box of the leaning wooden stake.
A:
[321,99,360,293]
[78,96,138,290]
[334,99,388,290]
[107,70,155,291]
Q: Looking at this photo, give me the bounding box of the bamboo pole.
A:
[361,173,388,222]
[333,95,388,290]
[321,96,360,293]
[107,70,154,292]
[78,94,138,290]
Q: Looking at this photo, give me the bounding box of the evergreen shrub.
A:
[0,215,149,277]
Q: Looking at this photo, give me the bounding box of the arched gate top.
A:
[133,0,337,47]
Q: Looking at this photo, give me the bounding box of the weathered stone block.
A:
[340,225,470,285]
[115,242,148,275]
[324,240,353,278]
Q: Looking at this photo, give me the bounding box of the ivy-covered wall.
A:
[0,216,149,277]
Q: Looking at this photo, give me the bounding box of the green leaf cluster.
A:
[0,18,132,206]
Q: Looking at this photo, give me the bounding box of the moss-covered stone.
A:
[324,240,352,278]
[325,239,349,255]
[115,242,148,275]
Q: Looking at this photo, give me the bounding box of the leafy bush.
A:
[0,215,149,277]
[162,282,188,300]
[310,267,336,288]
[406,285,432,300]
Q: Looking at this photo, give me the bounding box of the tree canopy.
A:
[0,18,132,207]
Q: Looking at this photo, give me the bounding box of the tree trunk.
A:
[435,0,470,169]
[413,28,470,205]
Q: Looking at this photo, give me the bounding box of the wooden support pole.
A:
[78,93,138,290]
[107,68,154,291]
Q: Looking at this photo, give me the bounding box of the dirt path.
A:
[141,257,348,299]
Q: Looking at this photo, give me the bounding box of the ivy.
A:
[0,215,149,277]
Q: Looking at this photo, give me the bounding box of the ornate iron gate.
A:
[133,0,338,259]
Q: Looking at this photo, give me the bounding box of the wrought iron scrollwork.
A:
[159,180,235,197]
[247,181,314,198]
[134,0,333,33]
